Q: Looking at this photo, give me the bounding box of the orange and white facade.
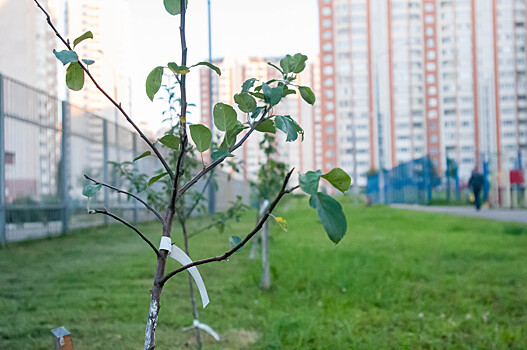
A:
[318,0,527,182]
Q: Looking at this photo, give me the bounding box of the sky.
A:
[124,0,319,129]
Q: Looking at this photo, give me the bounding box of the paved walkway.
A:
[390,204,527,224]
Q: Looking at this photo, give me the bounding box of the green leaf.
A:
[82,184,102,198]
[211,149,235,161]
[274,217,288,232]
[66,62,85,91]
[146,66,163,101]
[321,168,351,193]
[73,31,93,48]
[299,170,323,195]
[158,135,180,149]
[249,92,265,100]
[213,103,237,131]
[221,121,246,149]
[189,124,212,152]
[261,83,283,106]
[241,78,257,92]
[234,93,257,113]
[275,115,302,142]
[133,151,152,162]
[163,0,188,15]
[267,62,283,73]
[168,62,190,75]
[283,87,297,97]
[299,86,316,105]
[191,61,221,76]
[255,120,276,134]
[148,172,169,187]
[309,192,347,244]
[280,53,308,74]
[250,106,265,119]
[53,49,78,66]
[81,59,95,66]
[229,236,244,251]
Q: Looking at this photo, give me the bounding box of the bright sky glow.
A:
[125,0,319,130]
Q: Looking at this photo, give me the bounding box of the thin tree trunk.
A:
[144,210,174,350]
[260,219,270,289]
[249,208,260,260]
[144,253,168,350]
[181,216,202,349]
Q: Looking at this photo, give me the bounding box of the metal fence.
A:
[366,155,440,205]
[0,74,250,244]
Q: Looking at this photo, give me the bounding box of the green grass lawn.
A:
[1,196,527,349]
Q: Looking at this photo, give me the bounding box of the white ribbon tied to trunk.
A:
[182,319,220,341]
[159,237,209,308]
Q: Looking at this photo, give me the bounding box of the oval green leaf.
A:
[66,62,85,91]
[73,31,93,48]
[191,61,221,76]
[299,86,316,105]
[148,172,168,187]
[255,120,276,134]
[163,0,188,15]
[53,49,79,66]
[82,184,102,198]
[146,66,163,101]
[309,192,347,244]
[133,151,152,162]
[158,134,180,150]
[229,235,244,251]
[241,78,257,92]
[234,93,257,113]
[275,115,302,142]
[321,168,351,193]
[261,83,283,106]
[211,149,235,161]
[189,124,212,152]
[213,103,237,131]
[299,170,322,195]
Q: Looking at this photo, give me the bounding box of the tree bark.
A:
[144,253,168,350]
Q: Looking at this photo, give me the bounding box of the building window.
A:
[6,152,15,165]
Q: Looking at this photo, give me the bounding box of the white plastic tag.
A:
[170,244,210,308]
[159,236,172,251]
[182,319,220,341]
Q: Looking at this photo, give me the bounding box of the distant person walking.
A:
[468,168,485,210]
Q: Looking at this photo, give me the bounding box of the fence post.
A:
[102,119,109,225]
[0,75,6,246]
[426,156,432,203]
[60,101,70,234]
[132,133,138,223]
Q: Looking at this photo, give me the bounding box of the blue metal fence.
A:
[366,155,439,205]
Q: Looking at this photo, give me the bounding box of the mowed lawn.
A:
[1,196,527,349]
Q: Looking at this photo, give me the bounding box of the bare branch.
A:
[91,209,160,257]
[33,0,174,179]
[159,168,295,285]
[84,174,165,223]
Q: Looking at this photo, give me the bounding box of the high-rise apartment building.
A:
[67,0,132,122]
[318,0,527,182]
[0,0,60,92]
[199,57,320,181]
